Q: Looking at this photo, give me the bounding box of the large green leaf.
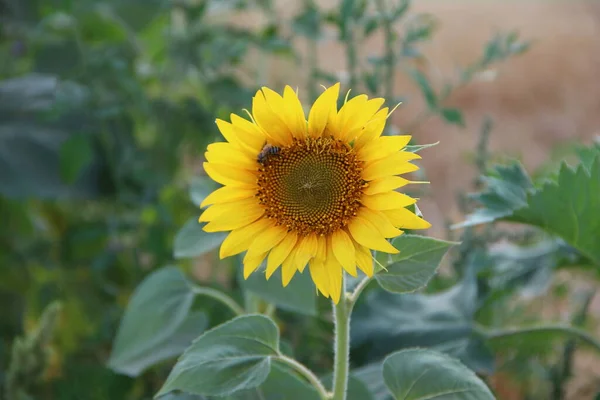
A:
[229,363,320,400]
[189,176,218,207]
[452,162,533,229]
[353,363,390,400]
[383,349,495,400]
[351,275,495,375]
[173,218,227,259]
[108,267,196,377]
[509,157,600,265]
[375,235,456,294]
[156,315,280,398]
[242,267,317,316]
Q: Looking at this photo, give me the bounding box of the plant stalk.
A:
[331,277,350,400]
[479,324,600,354]
[276,355,329,400]
[191,286,245,316]
[375,0,396,101]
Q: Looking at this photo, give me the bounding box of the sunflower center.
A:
[256,137,365,236]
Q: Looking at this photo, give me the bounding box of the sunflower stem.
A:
[191,285,245,316]
[276,355,329,400]
[331,277,350,400]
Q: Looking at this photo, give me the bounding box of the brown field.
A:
[216,1,600,398]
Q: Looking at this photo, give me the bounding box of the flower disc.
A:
[257,138,364,237]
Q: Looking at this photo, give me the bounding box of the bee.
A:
[257,144,281,164]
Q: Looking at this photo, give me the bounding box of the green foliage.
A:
[241,268,317,316]
[173,219,226,260]
[351,273,495,376]
[383,349,495,400]
[509,157,600,265]
[157,315,279,397]
[375,235,456,293]
[3,0,599,399]
[108,267,201,377]
[456,147,600,266]
[453,162,533,228]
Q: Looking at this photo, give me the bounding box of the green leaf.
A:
[292,5,321,39]
[59,134,94,184]
[375,235,456,293]
[363,16,379,37]
[407,69,437,109]
[156,315,280,398]
[118,312,208,378]
[391,0,410,22]
[242,267,316,316]
[404,13,438,44]
[455,152,600,265]
[383,348,495,400]
[189,176,218,207]
[404,141,439,153]
[174,218,227,259]
[231,363,320,400]
[574,142,600,171]
[108,267,196,377]
[353,363,390,400]
[351,275,495,375]
[440,107,465,127]
[452,162,533,229]
[509,157,600,265]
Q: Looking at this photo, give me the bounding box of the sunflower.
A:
[199,83,431,303]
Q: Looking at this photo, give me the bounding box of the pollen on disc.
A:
[256,137,365,237]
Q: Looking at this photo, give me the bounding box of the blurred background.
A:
[1,0,600,399]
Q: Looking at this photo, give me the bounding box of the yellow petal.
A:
[354,107,388,149]
[254,88,293,146]
[383,207,432,230]
[199,197,259,222]
[294,234,318,272]
[219,218,272,258]
[315,236,327,261]
[308,83,340,138]
[334,94,368,140]
[362,191,416,210]
[331,230,357,276]
[243,250,267,279]
[205,142,257,170]
[201,186,256,208]
[283,86,307,138]
[340,97,386,141]
[347,216,399,254]
[247,224,287,255]
[309,259,330,298]
[362,152,421,181]
[203,162,257,187]
[324,251,343,304]
[230,114,267,151]
[358,207,403,238]
[215,119,260,155]
[357,135,412,162]
[281,247,298,287]
[363,176,410,195]
[203,205,264,232]
[355,244,374,276]
[266,231,298,279]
